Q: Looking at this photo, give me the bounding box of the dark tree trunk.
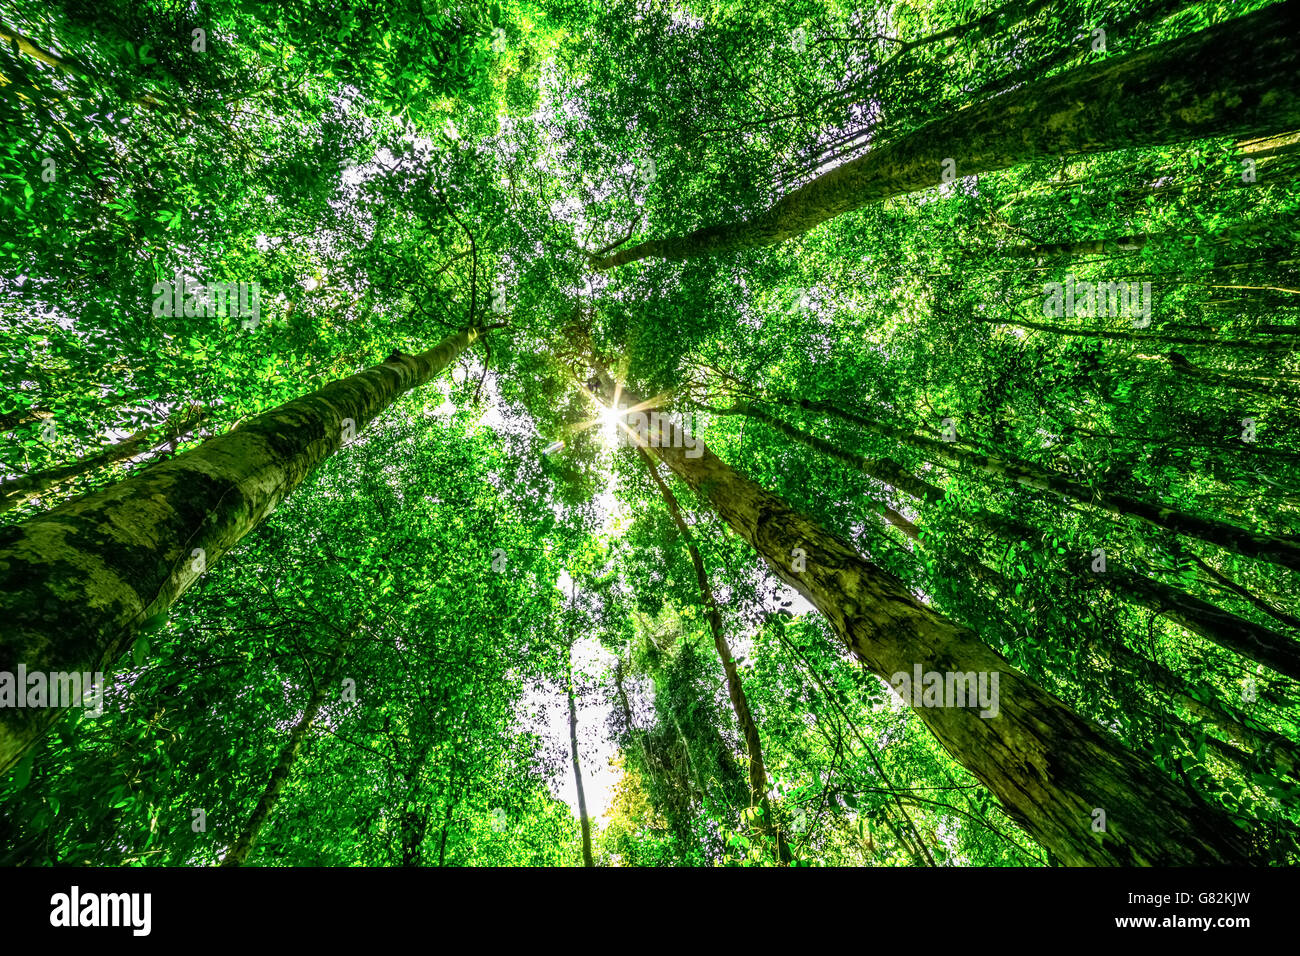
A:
[221,626,357,866]
[637,446,793,864]
[593,3,1300,269]
[718,401,1300,571]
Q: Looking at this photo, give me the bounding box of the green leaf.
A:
[12,749,35,790]
[133,633,150,666]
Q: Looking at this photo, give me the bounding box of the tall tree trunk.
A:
[220,626,358,866]
[636,446,793,864]
[730,403,1300,680]
[0,326,490,772]
[565,642,595,867]
[399,744,436,867]
[1003,234,1149,259]
[1104,568,1300,682]
[0,405,208,514]
[979,314,1298,352]
[716,401,1300,571]
[613,657,660,795]
[669,712,707,808]
[591,368,1250,864]
[1097,637,1298,780]
[1002,212,1293,262]
[437,784,459,867]
[591,3,1300,269]
[769,613,937,866]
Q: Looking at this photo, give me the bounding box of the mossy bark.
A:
[592,3,1300,269]
[594,370,1250,864]
[0,328,482,773]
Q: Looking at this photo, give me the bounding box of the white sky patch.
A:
[520,635,620,823]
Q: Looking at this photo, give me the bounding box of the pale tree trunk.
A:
[591,367,1250,864]
[565,642,595,867]
[220,626,358,866]
[0,326,491,772]
[592,3,1300,269]
[636,446,793,864]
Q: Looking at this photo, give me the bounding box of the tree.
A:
[0,328,492,772]
[636,446,792,863]
[589,366,1250,865]
[592,3,1300,269]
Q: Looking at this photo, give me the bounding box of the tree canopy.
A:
[1,0,1298,868]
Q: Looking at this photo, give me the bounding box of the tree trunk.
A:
[712,400,946,504]
[980,314,1298,352]
[0,406,51,434]
[0,327,488,773]
[437,786,458,867]
[1003,234,1149,259]
[1097,637,1298,780]
[220,626,358,866]
[1105,568,1300,682]
[719,401,1300,571]
[0,406,208,514]
[636,446,793,864]
[733,404,1300,680]
[565,642,595,867]
[398,744,435,867]
[613,657,659,794]
[591,368,1250,864]
[591,3,1300,269]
